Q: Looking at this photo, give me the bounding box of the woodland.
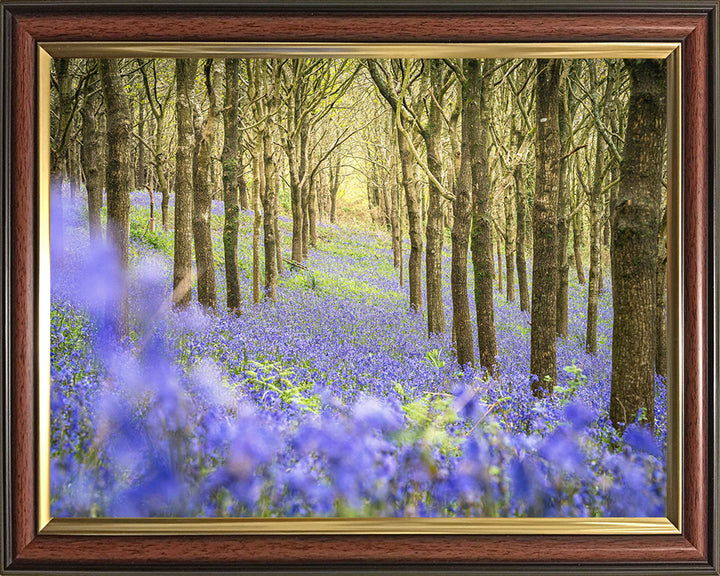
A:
[49,56,668,517]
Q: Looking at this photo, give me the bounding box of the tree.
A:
[80,59,104,242]
[530,58,563,396]
[193,59,222,312]
[555,64,572,338]
[467,58,498,374]
[99,58,133,337]
[136,59,175,229]
[421,59,449,334]
[283,59,356,263]
[328,153,341,224]
[506,60,533,313]
[172,58,198,308]
[450,60,475,367]
[261,60,282,300]
[584,61,613,355]
[222,59,242,313]
[367,59,424,313]
[610,59,666,431]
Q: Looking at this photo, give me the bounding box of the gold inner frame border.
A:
[36,41,682,536]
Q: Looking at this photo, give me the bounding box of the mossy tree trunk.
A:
[192,59,221,312]
[423,59,446,335]
[222,58,242,313]
[610,59,666,432]
[468,58,497,374]
[172,58,198,309]
[80,59,104,243]
[530,58,563,397]
[99,58,133,337]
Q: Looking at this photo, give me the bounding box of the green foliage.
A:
[129,211,173,256]
[395,383,460,456]
[557,361,586,404]
[425,349,446,370]
[244,359,320,414]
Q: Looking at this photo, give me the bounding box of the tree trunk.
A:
[274,167,284,277]
[468,58,497,374]
[157,122,170,230]
[222,59,241,313]
[300,126,310,261]
[586,71,608,355]
[329,158,340,224]
[390,150,402,269]
[238,151,249,211]
[424,59,446,335]
[51,59,72,181]
[173,59,197,309]
[193,59,221,312]
[530,58,562,397]
[308,177,318,248]
[514,160,530,312]
[610,59,666,432]
[81,59,104,243]
[450,68,475,368]
[397,130,423,313]
[252,135,263,304]
[556,72,571,338]
[261,65,280,300]
[137,100,146,189]
[573,209,586,284]
[262,127,279,300]
[504,185,516,303]
[99,58,132,337]
[288,140,304,262]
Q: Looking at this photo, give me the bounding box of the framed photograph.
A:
[1,0,717,574]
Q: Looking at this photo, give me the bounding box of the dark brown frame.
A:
[1,1,717,574]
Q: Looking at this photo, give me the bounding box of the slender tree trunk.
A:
[137,100,146,189]
[514,161,530,312]
[261,64,280,300]
[504,186,516,303]
[52,59,72,182]
[530,59,562,396]
[99,58,132,337]
[308,177,318,248]
[390,151,401,268]
[573,209,586,284]
[610,59,666,432]
[450,70,475,367]
[300,126,310,260]
[193,59,221,312]
[222,59,241,313]
[586,110,607,355]
[468,58,497,374]
[424,59,446,335]
[262,129,279,300]
[173,59,197,308]
[288,144,304,262]
[252,135,263,304]
[81,60,104,242]
[397,130,423,312]
[274,168,284,277]
[238,152,249,211]
[329,159,339,224]
[556,74,571,338]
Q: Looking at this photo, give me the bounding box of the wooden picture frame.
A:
[1,0,717,573]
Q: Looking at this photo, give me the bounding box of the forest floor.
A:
[49,189,667,518]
